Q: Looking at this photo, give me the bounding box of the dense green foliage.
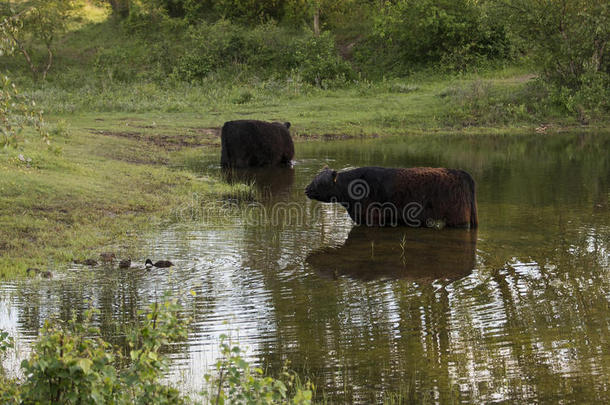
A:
[0,297,313,404]
[171,21,352,85]
[1,0,607,117]
[494,0,609,113]
[0,298,188,404]
[355,0,512,75]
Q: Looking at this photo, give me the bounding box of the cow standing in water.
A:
[305,167,478,228]
[221,120,294,168]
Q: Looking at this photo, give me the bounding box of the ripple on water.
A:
[2,135,610,403]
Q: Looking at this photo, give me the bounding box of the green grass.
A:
[0,116,250,279]
[5,64,609,278]
[2,65,607,279]
[31,67,602,132]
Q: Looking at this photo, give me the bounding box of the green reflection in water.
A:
[1,132,608,403]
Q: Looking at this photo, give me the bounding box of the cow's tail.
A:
[461,170,478,229]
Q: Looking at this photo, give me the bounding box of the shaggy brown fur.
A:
[391,167,477,228]
[221,120,294,168]
[305,166,478,228]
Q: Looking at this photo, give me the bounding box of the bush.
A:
[19,314,121,404]
[354,0,512,76]
[294,31,354,87]
[0,75,49,148]
[0,297,314,404]
[172,20,352,86]
[0,297,189,404]
[203,334,313,405]
[493,0,610,115]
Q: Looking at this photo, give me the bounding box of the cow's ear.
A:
[284,122,291,129]
[332,170,338,183]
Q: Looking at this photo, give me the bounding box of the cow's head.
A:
[305,167,338,202]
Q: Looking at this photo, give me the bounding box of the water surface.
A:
[1,132,609,403]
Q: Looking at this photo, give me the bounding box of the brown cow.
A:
[305,166,478,228]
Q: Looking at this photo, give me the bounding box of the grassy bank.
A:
[0,113,250,278]
[2,67,607,278]
[30,67,608,133]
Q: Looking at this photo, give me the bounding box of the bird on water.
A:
[145,259,173,268]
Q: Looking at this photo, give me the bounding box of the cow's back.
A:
[221,120,293,168]
[391,167,476,227]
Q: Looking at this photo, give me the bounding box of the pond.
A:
[1,132,609,403]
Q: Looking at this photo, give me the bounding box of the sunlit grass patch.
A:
[0,117,252,279]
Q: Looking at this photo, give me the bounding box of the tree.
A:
[0,0,78,81]
[493,0,609,88]
[358,0,510,74]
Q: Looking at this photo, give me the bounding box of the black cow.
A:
[220,120,294,168]
[305,166,478,228]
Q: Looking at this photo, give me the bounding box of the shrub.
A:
[173,20,352,86]
[19,312,121,404]
[203,334,314,405]
[492,0,610,115]
[0,75,49,148]
[172,20,256,81]
[0,0,79,81]
[0,296,314,404]
[354,0,512,76]
[0,297,189,404]
[294,31,354,87]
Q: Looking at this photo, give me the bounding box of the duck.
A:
[100,252,116,263]
[74,259,98,266]
[119,259,131,269]
[145,259,173,268]
[26,268,52,278]
[26,267,40,275]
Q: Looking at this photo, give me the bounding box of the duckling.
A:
[119,259,131,269]
[73,259,98,266]
[100,252,116,263]
[26,268,52,278]
[145,259,173,268]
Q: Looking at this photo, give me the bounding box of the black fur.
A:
[221,120,294,168]
[305,166,478,228]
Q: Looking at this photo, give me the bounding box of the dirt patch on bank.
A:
[188,127,221,137]
[295,132,379,141]
[88,128,220,150]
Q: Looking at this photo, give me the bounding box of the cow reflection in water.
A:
[222,167,295,200]
[307,226,477,282]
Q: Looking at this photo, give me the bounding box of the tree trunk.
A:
[42,44,53,81]
[109,0,130,18]
[313,7,320,36]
